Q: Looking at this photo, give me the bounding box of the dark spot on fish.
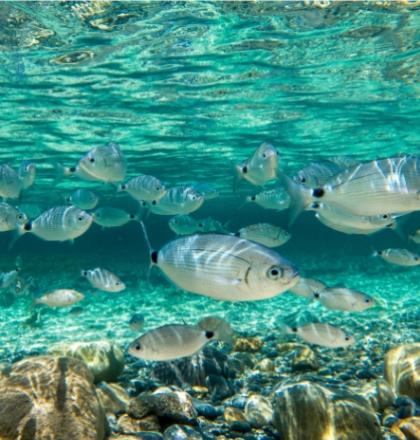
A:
[300,177,306,183]
[121,184,127,190]
[89,157,95,163]
[69,166,76,173]
[312,202,320,209]
[24,222,32,231]
[313,292,320,298]
[205,331,214,339]
[377,250,383,255]
[151,250,158,264]
[242,166,248,174]
[152,200,157,205]
[291,327,298,333]
[365,298,371,303]
[129,214,135,219]
[312,188,325,198]
[234,232,240,237]
[250,196,256,201]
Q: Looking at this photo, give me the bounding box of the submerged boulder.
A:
[51,340,125,383]
[273,381,382,440]
[0,355,106,440]
[384,343,420,399]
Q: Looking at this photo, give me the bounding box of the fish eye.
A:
[262,153,266,158]
[382,214,389,219]
[377,250,383,255]
[65,196,71,202]
[121,184,127,190]
[242,166,248,174]
[345,336,350,341]
[69,166,76,173]
[17,213,24,220]
[152,200,157,205]
[89,157,95,163]
[365,298,371,303]
[78,216,84,221]
[267,265,283,279]
[198,223,203,227]
[312,188,325,198]
[156,186,161,191]
[300,177,306,183]
[134,343,141,351]
[314,292,320,298]
[250,196,256,201]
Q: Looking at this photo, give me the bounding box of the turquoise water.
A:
[0,2,419,439]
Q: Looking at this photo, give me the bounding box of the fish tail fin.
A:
[390,214,409,241]
[279,172,311,226]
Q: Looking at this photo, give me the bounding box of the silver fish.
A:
[148,233,299,301]
[235,143,280,187]
[293,160,343,188]
[92,207,139,227]
[129,313,145,332]
[119,174,166,202]
[0,269,19,289]
[169,215,198,235]
[148,186,204,216]
[21,206,92,241]
[0,202,27,231]
[81,267,125,292]
[286,323,355,348]
[67,143,126,183]
[313,287,376,312]
[309,202,396,235]
[246,188,290,211]
[66,189,98,210]
[18,161,36,189]
[284,155,420,222]
[35,289,84,307]
[236,223,291,248]
[0,164,21,199]
[197,217,229,233]
[197,316,236,344]
[289,277,327,298]
[409,229,420,244]
[373,248,420,266]
[128,323,216,361]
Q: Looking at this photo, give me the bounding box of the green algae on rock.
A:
[0,355,107,440]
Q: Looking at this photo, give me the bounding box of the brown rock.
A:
[117,414,160,433]
[244,394,273,428]
[233,337,263,352]
[291,345,319,371]
[51,340,125,383]
[97,382,130,415]
[0,355,106,440]
[224,406,246,423]
[128,395,151,419]
[352,379,396,411]
[385,343,420,399]
[391,417,420,440]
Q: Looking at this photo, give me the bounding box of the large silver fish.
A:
[128,323,215,361]
[65,143,126,183]
[0,164,22,199]
[286,323,355,348]
[119,174,166,202]
[147,232,299,301]
[21,206,92,241]
[235,143,280,187]
[148,186,204,216]
[309,202,397,235]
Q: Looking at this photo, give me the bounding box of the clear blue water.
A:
[0,1,419,437]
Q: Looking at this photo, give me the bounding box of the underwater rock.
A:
[163,424,203,439]
[257,358,275,372]
[117,414,160,433]
[352,379,396,411]
[51,340,125,383]
[385,343,420,399]
[109,434,163,440]
[391,417,420,440]
[244,394,274,428]
[205,374,235,401]
[291,345,319,372]
[128,395,152,419]
[144,387,197,425]
[223,406,246,423]
[273,381,382,440]
[0,355,106,440]
[233,336,263,352]
[97,382,130,415]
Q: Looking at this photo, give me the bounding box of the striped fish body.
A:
[155,234,299,301]
[150,186,204,216]
[82,267,125,292]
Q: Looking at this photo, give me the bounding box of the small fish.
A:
[313,287,376,312]
[128,323,216,361]
[188,182,219,200]
[0,202,27,232]
[0,269,19,289]
[169,215,198,235]
[92,207,139,227]
[119,174,166,202]
[65,189,98,210]
[129,313,145,332]
[35,289,84,307]
[64,143,126,183]
[236,223,291,248]
[246,188,290,211]
[0,164,22,199]
[235,143,280,187]
[373,248,420,266]
[197,316,235,344]
[20,206,92,241]
[147,186,204,216]
[18,161,36,189]
[409,229,420,244]
[81,267,125,292]
[286,323,355,348]
[289,277,327,298]
[293,160,343,188]
[309,202,397,235]
[142,227,299,301]
[197,217,229,233]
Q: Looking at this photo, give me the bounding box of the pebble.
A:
[206,374,234,401]
[244,394,273,428]
[224,406,246,423]
[194,402,223,419]
[233,337,263,352]
[163,424,203,440]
